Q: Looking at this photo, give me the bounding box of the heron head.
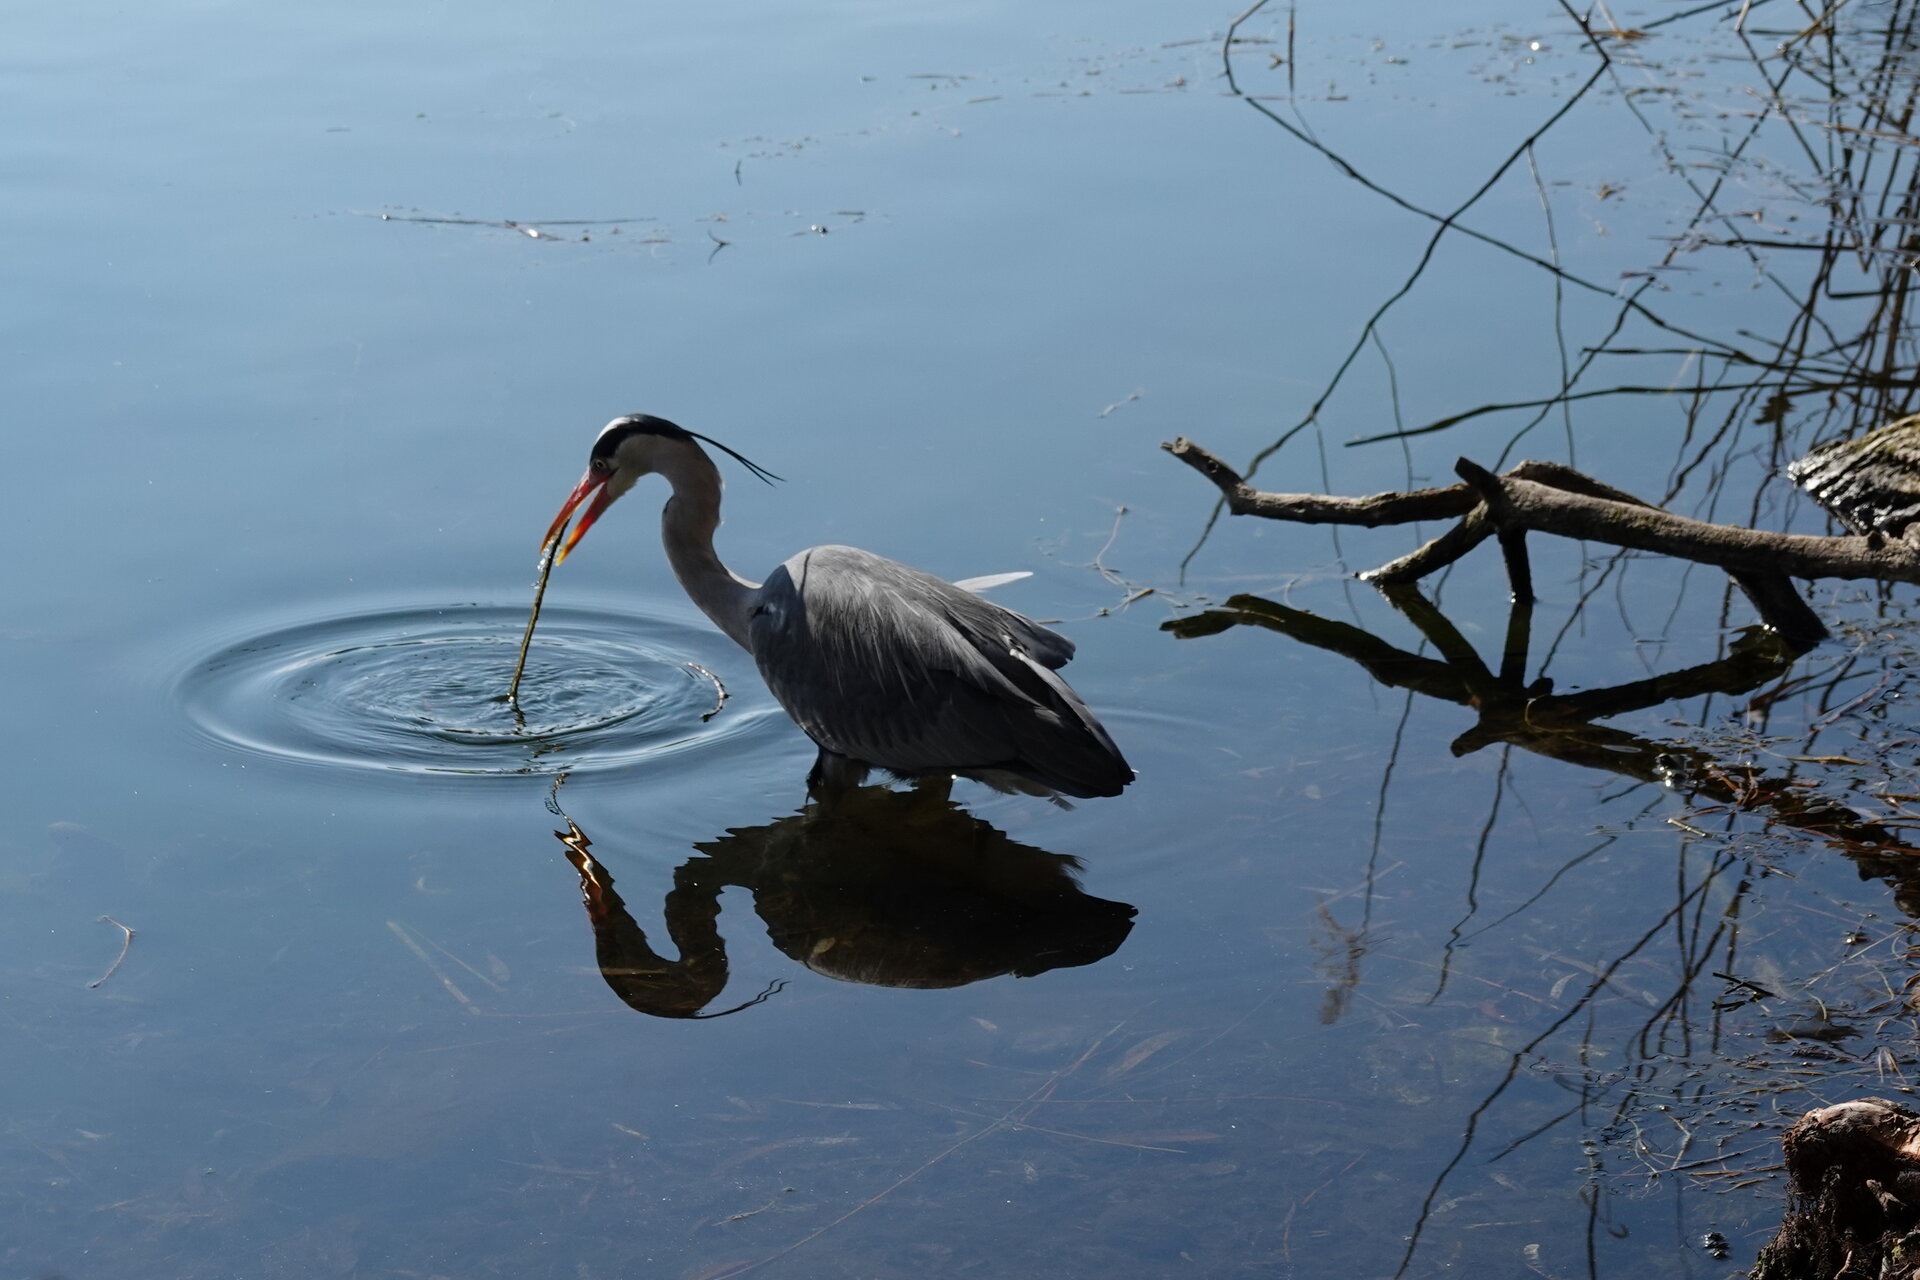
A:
[541,416,682,563]
[541,414,782,564]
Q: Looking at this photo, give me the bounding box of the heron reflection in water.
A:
[552,786,1137,1019]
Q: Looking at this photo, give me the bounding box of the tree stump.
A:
[1752,1098,1920,1280]
[1789,415,1920,537]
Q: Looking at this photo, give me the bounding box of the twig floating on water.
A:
[387,920,482,1016]
[374,212,656,229]
[1093,506,1128,584]
[715,1197,781,1225]
[89,916,135,989]
[689,662,730,722]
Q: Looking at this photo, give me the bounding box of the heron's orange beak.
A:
[543,468,614,565]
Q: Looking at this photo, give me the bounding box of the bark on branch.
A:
[1451,457,1920,582]
[1160,436,1920,648]
[1163,436,1917,582]
[1161,437,1477,524]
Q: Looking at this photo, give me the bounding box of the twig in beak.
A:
[507,527,565,708]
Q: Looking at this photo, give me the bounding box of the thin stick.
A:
[921,1100,1191,1153]
[1093,506,1128,584]
[688,662,730,722]
[89,916,135,989]
[715,1197,781,1225]
[387,920,482,1016]
[506,534,564,707]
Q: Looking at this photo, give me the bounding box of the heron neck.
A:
[659,451,759,651]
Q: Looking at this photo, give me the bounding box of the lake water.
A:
[11,1,1920,1275]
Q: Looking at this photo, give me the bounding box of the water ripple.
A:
[176,604,763,776]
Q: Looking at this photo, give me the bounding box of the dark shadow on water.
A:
[552,787,1137,1018]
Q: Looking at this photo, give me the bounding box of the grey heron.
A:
[534,414,1134,800]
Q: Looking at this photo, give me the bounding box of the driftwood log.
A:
[1753,1098,1920,1280]
[1163,437,1920,650]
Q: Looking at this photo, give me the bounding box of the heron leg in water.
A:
[807,746,871,799]
[909,772,955,804]
[807,747,957,808]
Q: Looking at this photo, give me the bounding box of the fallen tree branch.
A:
[1161,437,1476,524]
[1451,457,1919,582]
[1160,437,1915,646]
[1362,507,1493,583]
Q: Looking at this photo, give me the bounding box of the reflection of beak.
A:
[543,469,614,564]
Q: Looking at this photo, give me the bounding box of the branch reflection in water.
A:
[1168,586,1920,910]
[1170,583,1920,1273]
[551,787,1137,1019]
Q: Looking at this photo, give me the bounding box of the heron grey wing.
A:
[916,573,1076,670]
[999,608,1074,670]
[942,585,1074,670]
[746,557,1010,767]
[747,548,1076,771]
[954,620,1130,796]
[877,555,1072,668]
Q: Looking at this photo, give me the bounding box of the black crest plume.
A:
[597,414,783,486]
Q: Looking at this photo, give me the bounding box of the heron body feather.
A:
[748,546,1128,798]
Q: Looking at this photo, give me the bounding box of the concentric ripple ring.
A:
[176,604,762,776]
